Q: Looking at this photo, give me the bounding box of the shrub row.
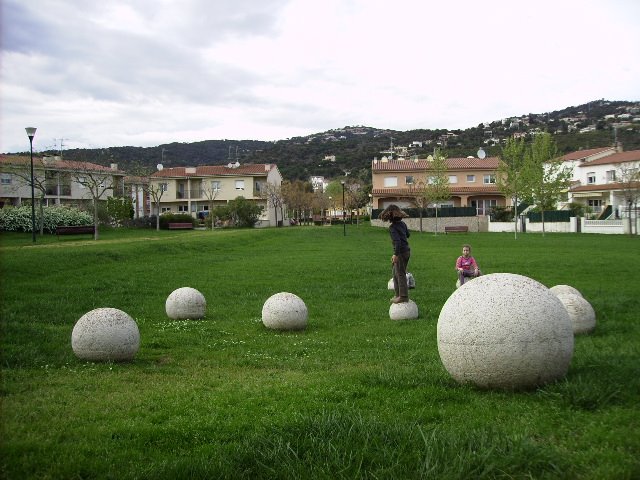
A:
[0,206,93,233]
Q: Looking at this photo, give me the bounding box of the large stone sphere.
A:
[555,292,596,335]
[71,308,140,361]
[550,284,583,298]
[166,287,206,319]
[437,273,574,390]
[389,300,419,320]
[262,292,308,330]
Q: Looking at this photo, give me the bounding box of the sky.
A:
[1,0,639,154]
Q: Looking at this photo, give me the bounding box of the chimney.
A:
[110,163,118,171]
[185,167,196,174]
[264,164,271,171]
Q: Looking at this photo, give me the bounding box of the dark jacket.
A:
[389,218,410,255]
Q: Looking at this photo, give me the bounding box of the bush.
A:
[0,206,93,233]
[123,216,157,229]
[490,206,513,222]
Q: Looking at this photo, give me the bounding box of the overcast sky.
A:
[2,0,639,153]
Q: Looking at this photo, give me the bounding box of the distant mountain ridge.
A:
[28,99,640,181]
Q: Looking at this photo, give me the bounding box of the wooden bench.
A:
[168,222,194,230]
[56,225,95,237]
[444,225,469,234]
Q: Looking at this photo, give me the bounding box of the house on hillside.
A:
[563,148,640,218]
[371,156,509,216]
[0,154,125,209]
[149,163,284,226]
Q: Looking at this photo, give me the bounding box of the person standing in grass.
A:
[380,204,411,304]
[456,244,482,286]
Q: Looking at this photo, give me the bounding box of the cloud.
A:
[1,0,639,153]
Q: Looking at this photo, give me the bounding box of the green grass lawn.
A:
[1,226,639,479]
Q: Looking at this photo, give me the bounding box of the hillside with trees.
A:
[14,99,640,182]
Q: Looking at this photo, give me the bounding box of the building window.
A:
[383,176,397,187]
[606,170,616,182]
[178,205,189,212]
[211,181,220,191]
[160,183,168,192]
[588,199,602,212]
[483,174,496,184]
[587,172,596,184]
[405,175,414,185]
[1,173,11,185]
[161,207,171,213]
[448,175,458,184]
[235,180,245,190]
[466,175,475,182]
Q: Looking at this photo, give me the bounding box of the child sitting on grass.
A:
[456,244,482,286]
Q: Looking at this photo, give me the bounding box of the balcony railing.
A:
[176,190,205,199]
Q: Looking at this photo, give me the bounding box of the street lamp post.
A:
[341,181,346,236]
[25,127,37,243]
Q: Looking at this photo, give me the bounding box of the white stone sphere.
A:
[262,292,308,330]
[165,287,206,319]
[71,308,140,361]
[555,293,596,335]
[389,300,419,320]
[437,273,574,390]
[550,284,583,298]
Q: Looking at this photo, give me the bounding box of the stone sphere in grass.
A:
[389,300,419,320]
[262,292,308,330]
[165,287,206,319]
[550,284,583,298]
[437,273,574,390]
[72,308,140,362]
[555,292,596,335]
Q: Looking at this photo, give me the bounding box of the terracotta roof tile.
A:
[0,154,124,173]
[372,157,500,171]
[578,149,640,167]
[372,185,502,195]
[561,147,616,161]
[571,181,640,192]
[151,164,274,177]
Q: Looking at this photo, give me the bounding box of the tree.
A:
[145,183,165,231]
[201,180,220,230]
[521,133,572,236]
[410,180,430,232]
[497,137,527,238]
[344,179,369,225]
[227,196,263,228]
[262,182,285,226]
[423,149,451,235]
[106,196,133,226]
[70,163,123,240]
[616,162,640,235]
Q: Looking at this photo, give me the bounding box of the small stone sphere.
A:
[166,287,206,319]
[262,292,308,330]
[550,284,583,298]
[71,308,140,362]
[389,300,419,320]
[555,293,596,335]
[437,273,574,390]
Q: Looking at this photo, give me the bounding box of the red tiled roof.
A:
[578,149,640,167]
[372,185,502,195]
[561,147,615,161]
[0,154,124,173]
[151,164,275,177]
[372,157,501,171]
[571,181,640,192]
